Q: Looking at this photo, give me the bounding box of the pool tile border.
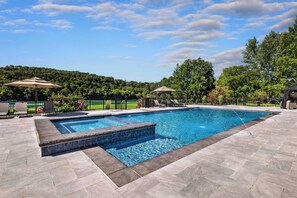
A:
[35,116,156,156]
[83,112,278,187]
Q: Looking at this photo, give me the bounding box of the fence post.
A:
[125,99,127,110]
[103,99,105,110]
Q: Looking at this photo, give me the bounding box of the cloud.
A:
[3,19,29,26]
[245,21,266,28]
[267,7,297,31]
[34,19,72,29]
[92,26,121,31]
[50,19,72,29]
[0,0,6,5]
[160,48,201,66]
[138,30,175,40]
[183,18,225,31]
[0,8,20,14]
[170,41,213,48]
[205,0,283,17]
[31,2,94,16]
[208,47,245,76]
[1,18,72,30]
[12,29,41,34]
[269,18,295,31]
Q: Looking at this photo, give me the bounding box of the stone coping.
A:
[83,112,278,187]
[35,117,155,146]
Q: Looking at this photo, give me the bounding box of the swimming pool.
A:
[52,116,133,134]
[103,108,270,166]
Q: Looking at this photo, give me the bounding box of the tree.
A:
[172,58,215,102]
[216,65,260,100]
[0,65,157,101]
[242,37,259,69]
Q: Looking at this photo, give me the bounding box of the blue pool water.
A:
[104,108,270,166]
[52,116,130,134]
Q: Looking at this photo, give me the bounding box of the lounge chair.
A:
[171,99,186,107]
[166,99,174,107]
[286,100,297,109]
[14,102,28,116]
[0,103,9,117]
[154,100,165,107]
[44,101,55,114]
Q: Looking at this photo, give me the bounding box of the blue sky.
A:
[0,0,296,82]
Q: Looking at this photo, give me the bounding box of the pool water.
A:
[104,108,270,166]
[52,116,131,134]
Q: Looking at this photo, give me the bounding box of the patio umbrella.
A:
[152,86,175,93]
[5,77,61,112]
[152,86,175,101]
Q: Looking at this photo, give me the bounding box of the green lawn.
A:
[86,99,138,110]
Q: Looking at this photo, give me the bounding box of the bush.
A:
[136,99,143,108]
[218,95,223,105]
[207,86,228,105]
[51,94,85,112]
[202,95,207,104]
[105,100,111,109]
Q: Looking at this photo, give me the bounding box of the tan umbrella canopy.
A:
[5,77,61,111]
[152,86,175,93]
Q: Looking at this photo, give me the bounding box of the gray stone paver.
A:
[0,106,296,197]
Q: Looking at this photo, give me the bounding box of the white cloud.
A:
[138,30,175,40]
[205,0,283,17]
[267,7,297,31]
[1,18,72,30]
[0,0,6,5]
[31,2,94,16]
[12,29,41,34]
[160,48,201,66]
[34,19,72,29]
[184,18,225,31]
[3,19,29,26]
[0,8,20,14]
[245,21,266,28]
[50,19,72,29]
[269,18,295,31]
[208,47,245,76]
[170,41,213,48]
[92,26,121,31]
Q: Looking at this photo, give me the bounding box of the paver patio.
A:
[0,105,296,197]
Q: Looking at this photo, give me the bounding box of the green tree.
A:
[172,58,215,102]
[242,37,259,69]
[216,65,260,100]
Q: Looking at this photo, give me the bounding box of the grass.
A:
[9,99,138,114]
[84,99,138,111]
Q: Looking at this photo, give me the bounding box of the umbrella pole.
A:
[35,89,37,113]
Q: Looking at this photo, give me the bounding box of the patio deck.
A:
[0,105,297,197]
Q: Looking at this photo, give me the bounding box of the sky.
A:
[0,0,296,82]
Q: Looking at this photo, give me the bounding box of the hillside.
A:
[0,65,156,101]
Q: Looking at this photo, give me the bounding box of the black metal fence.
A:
[1,97,281,115]
[1,99,139,114]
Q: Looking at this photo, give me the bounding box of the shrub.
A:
[218,95,223,105]
[51,94,84,112]
[202,95,207,104]
[105,100,111,109]
[207,86,228,105]
[136,99,143,108]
